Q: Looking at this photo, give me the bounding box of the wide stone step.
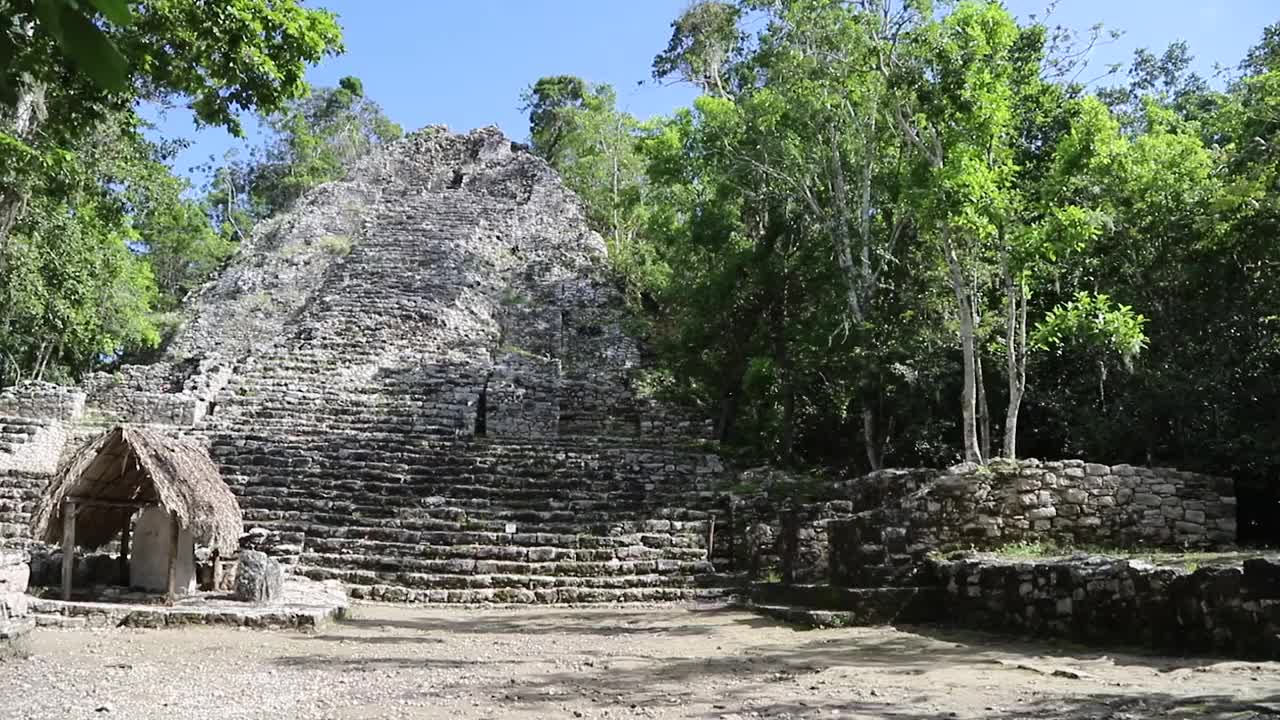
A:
[299,553,713,579]
[248,512,709,536]
[322,576,737,604]
[748,583,944,626]
[241,509,715,536]
[229,484,699,510]
[297,530,705,556]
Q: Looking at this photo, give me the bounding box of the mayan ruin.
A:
[2,0,1280,718]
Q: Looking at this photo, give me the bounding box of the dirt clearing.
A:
[2,604,1278,719]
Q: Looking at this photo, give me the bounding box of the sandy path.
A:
[2,604,1278,719]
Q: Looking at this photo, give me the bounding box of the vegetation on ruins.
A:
[522,1,1280,499]
[0,0,1276,510]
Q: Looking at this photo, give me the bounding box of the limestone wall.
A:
[827,459,1236,588]
[81,356,233,426]
[933,555,1280,659]
[724,460,1238,589]
[484,353,560,438]
[0,382,85,422]
[0,549,30,638]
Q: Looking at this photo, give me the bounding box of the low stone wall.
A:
[0,549,31,640]
[826,460,1237,588]
[81,355,233,426]
[727,460,1238,591]
[0,382,85,422]
[933,555,1280,659]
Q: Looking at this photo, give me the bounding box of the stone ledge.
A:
[27,575,348,631]
[748,582,942,625]
[932,554,1280,659]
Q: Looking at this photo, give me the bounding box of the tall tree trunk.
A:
[976,338,992,463]
[943,228,983,464]
[770,270,796,463]
[861,400,883,470]
[0,80,47,261]
[1002,253,1027,458]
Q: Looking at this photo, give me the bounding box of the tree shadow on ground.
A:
[323,604,772,640]
[272,607,1279,717]
[731,692,1280,720]
[895,622,1242,672]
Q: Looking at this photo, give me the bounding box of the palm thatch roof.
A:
[30,426,241,553]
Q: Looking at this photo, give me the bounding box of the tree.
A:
[0,0,343,247]
[522,77,653,273]
[0,0,344,385]
[249,76,403,218]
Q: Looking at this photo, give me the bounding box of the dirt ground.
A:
[2,603,1278,720]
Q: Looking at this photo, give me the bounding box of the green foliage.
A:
[318,234,353,257]
[524,1,1280,494]
[0,0,346,385]
[202,76,402,239]
[1032,292,1148,365]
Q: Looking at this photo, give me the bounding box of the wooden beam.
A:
[65,497,157,510]
[166,510,179,604]
[61,500,77,601]
[118,511,131,588]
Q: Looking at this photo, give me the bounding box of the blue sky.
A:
[148,0,1279,185]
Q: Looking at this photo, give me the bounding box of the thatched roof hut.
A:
[30,426,241,554]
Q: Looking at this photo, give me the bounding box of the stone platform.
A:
[28,575,348,631]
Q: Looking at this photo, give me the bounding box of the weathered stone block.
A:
[235,551,283,603]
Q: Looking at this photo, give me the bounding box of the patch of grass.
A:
[991,539,1060,558]
[499,287,529,306]
[499,344,547,361]
[982,541,1252,571]
[318,234,353,256]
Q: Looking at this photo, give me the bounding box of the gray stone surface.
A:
[235,551,283,603]
[0,549,30,642]
[933,554,1280,660]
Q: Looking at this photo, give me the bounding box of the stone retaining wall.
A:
[827,460,1236,588]
[0,382,85,422]
[727,460,1238,590]
[81,356,233,426]
[0,549,30,640]
[933,555,1280,659]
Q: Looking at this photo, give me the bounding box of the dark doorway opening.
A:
[1235,475,1280,548]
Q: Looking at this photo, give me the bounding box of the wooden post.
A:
[211,549,222,592]
[166,510,179,604]
[117,511,131,588]
[61,500,77,601]
[707,515,717,564]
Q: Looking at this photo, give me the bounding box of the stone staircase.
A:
[207,428,732,603]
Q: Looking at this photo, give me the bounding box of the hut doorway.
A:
[29,426,242,603]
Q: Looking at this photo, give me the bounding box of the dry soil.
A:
[2,603,1279,719]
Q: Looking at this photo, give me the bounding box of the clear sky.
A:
[148,0,1279,185]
